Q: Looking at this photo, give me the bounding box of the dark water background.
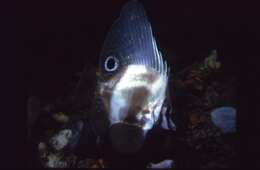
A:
[20,0,246,99]
[17,0,258,168]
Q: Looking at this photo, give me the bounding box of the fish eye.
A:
[104,56,119,72]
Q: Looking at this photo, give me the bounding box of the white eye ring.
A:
[104,56,119,72]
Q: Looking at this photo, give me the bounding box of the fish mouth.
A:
[108,123,148,153]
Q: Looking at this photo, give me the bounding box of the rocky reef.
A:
[27,50,237,168]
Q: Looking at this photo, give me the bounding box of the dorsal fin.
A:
[99,0,169,77]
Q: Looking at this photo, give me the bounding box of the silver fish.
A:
[91,0,176,153]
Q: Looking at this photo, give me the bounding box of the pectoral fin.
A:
[160,106,176,131]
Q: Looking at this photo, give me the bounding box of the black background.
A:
[2,0,259,168]
[19,0,253,98]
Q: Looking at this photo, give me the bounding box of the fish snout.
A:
[121,105,152,126]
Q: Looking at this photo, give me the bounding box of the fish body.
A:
[91,0,175,153]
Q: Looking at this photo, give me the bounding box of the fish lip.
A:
[109,116,155,132]
[123,122,146,129]
[109,116,154,131]
[109,120,144,129]
[108,122,146,153]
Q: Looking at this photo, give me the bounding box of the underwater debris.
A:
[210,107,236,134]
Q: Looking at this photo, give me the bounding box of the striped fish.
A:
[91,0,176,153]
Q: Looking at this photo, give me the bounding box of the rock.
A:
[52,112,70,123]
[38,142,48,159]
[48,120,84,151]
[147,159,175,169]
[204,49,221,70]
[210,107,236,133]
[77,158,105,168]
[49,129,73,151]
[189,113,208,126]
[44,153,67,168]
[67,120,84,149]
[38,142,47,151]
[64,154,77,167]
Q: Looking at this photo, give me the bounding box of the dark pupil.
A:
[107,58,115,69]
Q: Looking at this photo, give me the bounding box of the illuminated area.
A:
[109,65,168,130]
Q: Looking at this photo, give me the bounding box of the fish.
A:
[89,0,176,153]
